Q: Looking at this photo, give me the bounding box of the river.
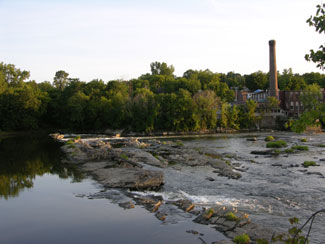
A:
[1,132,325,243]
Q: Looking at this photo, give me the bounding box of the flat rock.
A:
[93,168,164,190]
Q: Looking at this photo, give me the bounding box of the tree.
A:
[150,62,175,76]
[53,70,69,91]
[193,90,219,130]
[291,84,325,132]
[244,71,268,91]
[0,62,30,87]
[305,4,325,70]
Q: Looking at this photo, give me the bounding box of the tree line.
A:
[0,61,325,132]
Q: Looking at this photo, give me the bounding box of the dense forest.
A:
[0,61,325,132]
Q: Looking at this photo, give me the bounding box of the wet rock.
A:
[118,201,135,209]
[319,158,325,161]
[306,172,324,178]
[206,177,215,181]
[251,150,274,155]
[155,211,167,221]
[272,163,282,167]
[211,240,233,244]
[246,137,257,141]
[94,168,164,190]
[290,164,299,167]
[186,230,199,235]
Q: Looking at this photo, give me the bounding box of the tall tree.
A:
[53,70,69,91]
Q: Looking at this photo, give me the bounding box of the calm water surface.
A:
[0,135,222,244]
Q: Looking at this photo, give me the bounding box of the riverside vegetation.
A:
[1,61,325,133]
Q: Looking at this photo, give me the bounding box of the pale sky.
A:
[0,0,324,82]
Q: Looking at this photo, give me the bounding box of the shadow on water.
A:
[0,134,84,199]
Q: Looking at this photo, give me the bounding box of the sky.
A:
[0,0,324,82]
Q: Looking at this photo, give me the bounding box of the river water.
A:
[0,135,223,244]
[1,133,325,243]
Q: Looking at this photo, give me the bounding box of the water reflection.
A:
[0,134,84,199]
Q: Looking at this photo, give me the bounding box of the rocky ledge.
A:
[51,134,241,190]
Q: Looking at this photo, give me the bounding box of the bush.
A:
[266,140,287,148]
[120,153,129,160]
[292,145,309,151]
[233,233,250,244]
[272,149,281,155]
[75,135,81,140]
[300,138,307,142]
[225,212,239,221]
[302,161,317,168]
[284,148,294,153]
[66,139,74,145]
[265,136,275,141]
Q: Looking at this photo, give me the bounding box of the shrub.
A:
[300,138,307,142]
[284,148,294,153]
[75,135,81,140]
[265,136,275,141]
[318,144,325,147]
[272,149,281,155]
[302,161,317,168]
[266,140,287,148]
[120,153,129,160]
[225,211,239,221]
[292,145,309,151]
[66,139,74,145]
[233,233,250,244]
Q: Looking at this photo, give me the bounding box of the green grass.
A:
[272,149,281,155]
[302,161,317,168]
[175,141,184,147]
[264,135,275,142]
[225,211,239,221]
[284,148,294,153]
[266,140,287,148]
[120,153,129,160]
[66,139,74,145]
[292,145,309,151]
[233,233,250,244]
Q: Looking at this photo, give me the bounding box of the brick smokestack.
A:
[269,40,278,98]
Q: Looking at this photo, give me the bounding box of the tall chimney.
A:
[269,40,278,98]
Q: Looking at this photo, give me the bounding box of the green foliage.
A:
[120,153,129,160]
[302,161,317,168]
[1,60,323,134]
[300,138,307,142]
[272,217,308,244]
[292,145,309,151]
[284,148,294,153]
[272,149,281,155]
[265,136,275,141]
[244,71,268,91]
[233,233,250,244]
[266,140,287,148]
[305,4,325,70]
[225,211,239,221]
